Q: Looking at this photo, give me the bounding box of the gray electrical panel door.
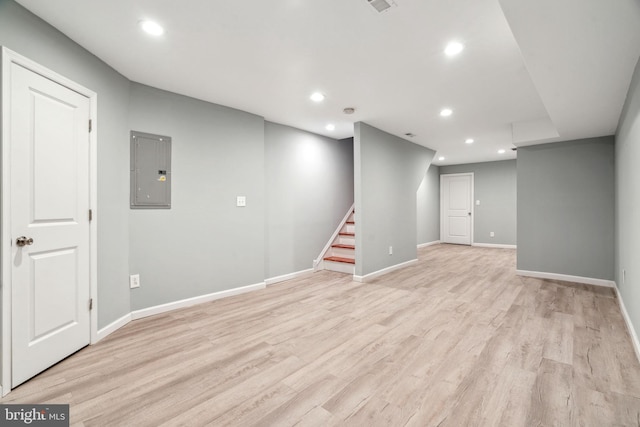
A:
[130,131,171,208]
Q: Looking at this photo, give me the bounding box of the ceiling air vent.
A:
[367,0,396,13]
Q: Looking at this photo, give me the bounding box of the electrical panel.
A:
[130,131,171,209]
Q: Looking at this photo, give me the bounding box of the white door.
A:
[441,174,473,245]
[10,62,91,387]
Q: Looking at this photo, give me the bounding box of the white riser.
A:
[323,260,355,275]
[329,247,355,258]
[316,208,356,274]
[337,236,355,246]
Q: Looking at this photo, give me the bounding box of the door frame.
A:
[1,47,98,396]
[440,172,474,245]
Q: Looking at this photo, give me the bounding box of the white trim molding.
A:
[516,270,615,288]
[353,259,418,283]
[265,268,314,286]
[131,282,266,320]
[96,313,132,342]
[92,280,270,343]
[472,243,517,249]
[417,240,441,249]
[614,285,640,364]
[88,92,99,345]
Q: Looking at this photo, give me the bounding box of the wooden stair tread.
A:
[324,256,355,264]
[339,232,355,236]
[332,244,355,249]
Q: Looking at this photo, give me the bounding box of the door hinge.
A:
[89,119,92,133]
[89,298,93,310]
[89,209,93,221]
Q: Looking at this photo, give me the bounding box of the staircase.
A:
[319,209,356,274]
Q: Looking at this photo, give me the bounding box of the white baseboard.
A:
[93,282,266,343]
[353,259,418,283]
[265,268,314,286]
[516,270,615,288]
[473,243,517,249]
[417,240,441,249]
[96,312,132,343]
[614,285,640,364]
[131,282,266,320]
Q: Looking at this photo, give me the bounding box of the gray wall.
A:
[129,83,266,310]
[441,160,517,245]
[354,122,435,276]
[0,0,131,327]
[265,123,354,279]
[616,57,640,338]
[417,165,440,245]
[517,137,615,280]
[0,0,357,325]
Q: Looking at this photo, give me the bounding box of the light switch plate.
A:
[130,274,140,289]
[236,196,246,207]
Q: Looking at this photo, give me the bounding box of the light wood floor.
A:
[4,244,640,426]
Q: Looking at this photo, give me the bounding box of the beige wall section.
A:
[265,123,354,279]
[417,165,440,245]
[616,57,640,343]
[354,122,435,277]
[517,137,615,280]
[128,83,266,310]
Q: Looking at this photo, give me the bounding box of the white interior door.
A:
[441,174,473,245]
[9,62,91,387]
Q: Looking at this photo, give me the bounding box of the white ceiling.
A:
[16,0,640,165]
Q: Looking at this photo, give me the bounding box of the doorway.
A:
[1,48,98,394]
[440,173,474,245]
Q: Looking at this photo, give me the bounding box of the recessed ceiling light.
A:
[140,20,165,36]
[498,149,506,154]
[445,41,464,56]
[326,124,335,131]
[310,92,325,102]
[440,108,453,117]
[465,138,474,144]
[438,156,445,161]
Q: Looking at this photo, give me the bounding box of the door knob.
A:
[16,236,34,247]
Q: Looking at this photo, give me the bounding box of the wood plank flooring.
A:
[3,244,640,426]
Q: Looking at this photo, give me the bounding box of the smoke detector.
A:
[343,107,356,115]
[367,0,397,13]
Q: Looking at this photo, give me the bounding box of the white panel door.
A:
[10,62,91,387]
[441,174,472,245]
